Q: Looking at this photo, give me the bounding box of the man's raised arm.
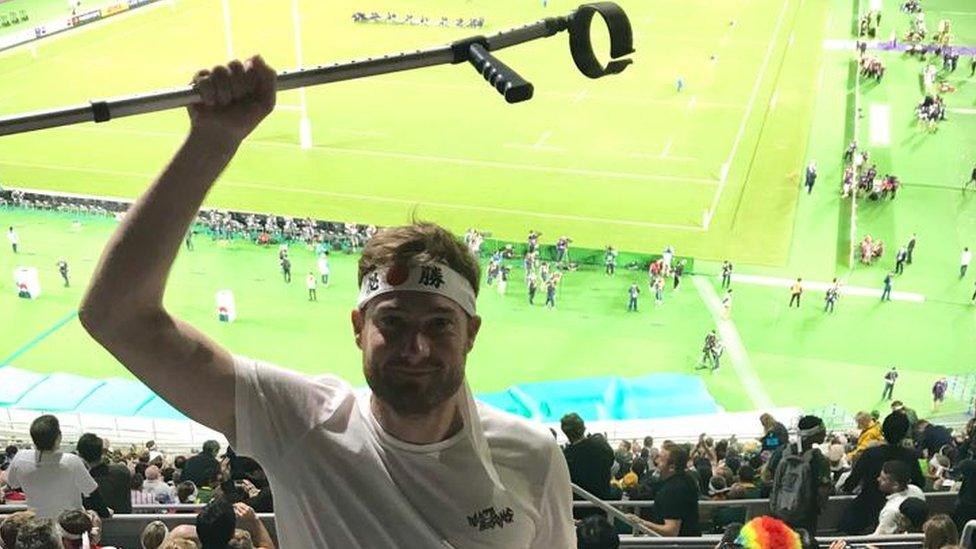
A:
[79,56,277,435]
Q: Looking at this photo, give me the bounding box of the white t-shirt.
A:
[231,356,574,548]
[875,484,925,534]
[962,250,972,266]
[306,275,316,290]
[6,230,18,245]
[317,257,330,275]
[5,450,98,518]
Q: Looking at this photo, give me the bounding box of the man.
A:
[545,278,557,309]
[720,261,733,289]
[280,255,291,283]
[76,432,132,514]
[143,465,175,503]
[560,413,613,520]
[0,510,36,549]
[789,278,802,308]
[890,401,918,431]
[873,460,926,534]
[894,247,907,275]
[721,288,733,319]
[952,455,976,530]
[804,161,817,194]
[57,259,70,288]
[824,280,839,313]
[673,260,685,290]
[185,229,194,251]
[697,330,719,370]
[181,440,221,491]
[932,377,948,410]
[840,412,924,534]
[7,226,18,253]
[627,283,640,312]
[79,55,573,548]
[767,415,831,533]
[883,367,898,400]
[914,419,953,458]
[848,411,883,463]
[604,246,617,276]
[317,252,330,285]
[881,273,893,301]
[625,443,701,536]
[961,247,972,278]
[12,518,63,549]
[306,272,317,301]
[906,233,917,264]
[527,271,538,305]
[966,164,976,190]
[5,415,112,519]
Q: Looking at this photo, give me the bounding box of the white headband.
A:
[357,262,477,316]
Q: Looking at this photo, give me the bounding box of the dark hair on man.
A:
[560,413,586,442]
[174,455,187,469]
[901,497,931,533]
[576,515,619,549]
[664,442,690,471]
[797,415,825,441]
[882,460,912,489]
[882,412,911,444]
[177,481,197,504]
[738,464,756,483]
[794,528,818,549]
[202,440,221,457]
[57,509,93,538]
[14,517,61,549]
[29,415,60,452]
[358,222,481,297]
[196,497,237,549]
[0,510,36,549]
[131,473,146,491]
[135,462,149,479]
[76,433,104,464]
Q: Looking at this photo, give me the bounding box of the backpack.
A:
[769,447,817,525]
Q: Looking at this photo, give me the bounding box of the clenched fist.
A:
[188,55,277,145]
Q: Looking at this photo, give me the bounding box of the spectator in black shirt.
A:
[76,433,132,514]
[560,413,613,519]
[915,420,954,458]
[840,412,924,534]
[181,440,222,489]
[952,458,976,531]
[626,442,701,536]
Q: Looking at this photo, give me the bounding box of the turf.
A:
[0,0,823,263]
[1,0,976,422]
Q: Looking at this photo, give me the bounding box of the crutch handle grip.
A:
[467,43,534,103]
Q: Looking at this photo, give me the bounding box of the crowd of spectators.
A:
[559,406,976,544]
[0,415,275,548]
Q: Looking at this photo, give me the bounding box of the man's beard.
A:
[365,359,464,416]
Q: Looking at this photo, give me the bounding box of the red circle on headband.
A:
[386,264,409,286]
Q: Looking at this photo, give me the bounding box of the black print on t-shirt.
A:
[418,265,445,289]
[367,271,380,291]
[466,507,515,531]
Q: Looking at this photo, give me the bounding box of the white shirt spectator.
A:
[305,275,316,290]
[5,450,98,518]
[232,355,574,548]
[875,484,925,534]
[317,256,330,276]
[963,249,972,267]
[142,478,175,503]
[6,229,18,245]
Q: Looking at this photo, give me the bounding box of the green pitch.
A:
[0,0,825,264]
[2,0,976,421]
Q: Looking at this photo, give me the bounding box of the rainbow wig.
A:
[735,516,802,549]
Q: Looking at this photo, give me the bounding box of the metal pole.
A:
[291,0,312,149]
[571,483,659,537]
[221,0,234,60]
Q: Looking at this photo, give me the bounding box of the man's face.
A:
[656,448,672,476]
[877,470,898,494]
[352,292,481,417]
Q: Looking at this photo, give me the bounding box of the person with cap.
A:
[874,460,926,534]
[891,400,919,431]
[78,57,574,547]
[766,415,831,533]
[840,412,925,534]
[915,419,954,458]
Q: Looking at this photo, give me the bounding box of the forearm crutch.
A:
[0,2,633,137]
[571,483,660,537]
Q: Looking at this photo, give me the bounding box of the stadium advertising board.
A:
[101,3,129,17]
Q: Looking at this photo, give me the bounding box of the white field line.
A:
[55,124,719,186]
[533,131,552,149]
[692,276,774,409]
[949,108,976,115]
[704,0,792,228]
[661,139,674,158]
[731,274,925,302]
[51,125,718,185]
[0,159,707,231]
[627,152,697,162]
[573,90,588,103]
